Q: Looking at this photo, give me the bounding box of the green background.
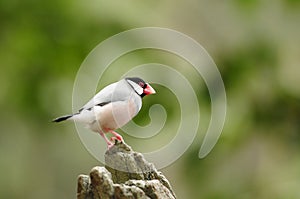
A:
[1,0,300,198]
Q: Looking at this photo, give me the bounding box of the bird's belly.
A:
[92,100,137,132]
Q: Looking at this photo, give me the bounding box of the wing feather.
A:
[78,79,133,112]
[78,82,118,112]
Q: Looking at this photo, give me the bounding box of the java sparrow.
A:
[53,77,156,148]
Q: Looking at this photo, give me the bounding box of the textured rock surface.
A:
[77,141,176,199]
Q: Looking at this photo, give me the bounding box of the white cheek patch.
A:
[127,80,143,95]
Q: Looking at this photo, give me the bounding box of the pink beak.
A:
[143,84,156,95]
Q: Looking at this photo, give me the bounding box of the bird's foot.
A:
[99,131,115,149]
[110,135,123,142]
[107,141,114,149]
[109,131,123,142]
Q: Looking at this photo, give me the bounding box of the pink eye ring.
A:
[139,82,145,88]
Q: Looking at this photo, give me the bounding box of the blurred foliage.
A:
[0,0,300,199]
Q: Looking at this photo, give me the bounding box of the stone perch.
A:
[77,141,176,199]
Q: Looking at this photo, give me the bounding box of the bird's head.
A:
[125,77,156,97]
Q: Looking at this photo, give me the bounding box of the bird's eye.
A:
[139,82,145,88]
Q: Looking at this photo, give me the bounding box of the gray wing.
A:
[78,79,133,112]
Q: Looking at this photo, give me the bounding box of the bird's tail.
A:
[52,114,73,122]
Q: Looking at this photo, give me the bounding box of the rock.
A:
[77,141,176,199]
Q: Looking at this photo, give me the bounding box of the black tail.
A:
[52,115,73,122]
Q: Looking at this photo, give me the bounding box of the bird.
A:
[53,77,156,148]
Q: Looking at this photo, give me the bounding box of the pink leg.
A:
[109,130,123,142]
[99,131,113,148]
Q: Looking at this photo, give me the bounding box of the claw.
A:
[107,142,114,149]
[99,131,114,148]
[109,131,123,142]
[115,134,123,141]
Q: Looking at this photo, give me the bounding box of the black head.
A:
[125,77,156,97]
[125,77,147,89]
